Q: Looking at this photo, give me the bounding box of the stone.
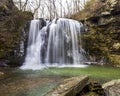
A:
[110,55,120,65]
[45,76,89,96]
[102,79,120,96]
[98,17,115,25]
[101,11,110,15]
[113,43,120,50]
[0,72,4,76]
[0,60,9,67]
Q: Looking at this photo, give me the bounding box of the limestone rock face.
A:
[45,76,89,96]
[102,79,120,96]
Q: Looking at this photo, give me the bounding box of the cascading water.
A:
[21,18,87,70]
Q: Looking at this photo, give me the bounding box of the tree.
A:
[13,0,85,19]
[13,0,28,11]
[32,0,41,18]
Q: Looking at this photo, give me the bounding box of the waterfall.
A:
[21,18,87,70]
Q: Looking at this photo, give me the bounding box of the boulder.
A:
[45,76,89,96]
[102,79,120,96]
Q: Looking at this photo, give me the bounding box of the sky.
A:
[13,0,88,18]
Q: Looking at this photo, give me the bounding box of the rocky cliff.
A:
[0,0,33,66]
[71,0,120,65]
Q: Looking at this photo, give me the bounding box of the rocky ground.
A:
[44,76,120,96]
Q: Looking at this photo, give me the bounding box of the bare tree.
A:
[33,0,41,16]
[13,0,28,11]
[72,0,83,13]
[22,0,29,11]
[52,0,58,18]
[13,0,85,19]
[19,0,22,10]
[39,6,45,18]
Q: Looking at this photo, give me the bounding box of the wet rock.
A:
[0,60,9,67]
[0,72,4,76]
[0,0,33,66]
[45,76,89,96]
[78,81,105,96]
[102,79,120,96]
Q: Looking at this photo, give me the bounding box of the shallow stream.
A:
[0,65,120,96]
[0,67,66,96]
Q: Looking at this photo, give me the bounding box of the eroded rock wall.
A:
[0,0,33,66]
[72,0,120,65]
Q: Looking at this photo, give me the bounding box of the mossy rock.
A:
[110,54,120,65]
[0,0,33,66]
[84,92,99,96]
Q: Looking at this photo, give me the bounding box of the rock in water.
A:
[45,76,89,96]
[102,79,120,96]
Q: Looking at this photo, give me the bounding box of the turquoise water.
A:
[0,68,65,96]
[0,65,120,96]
